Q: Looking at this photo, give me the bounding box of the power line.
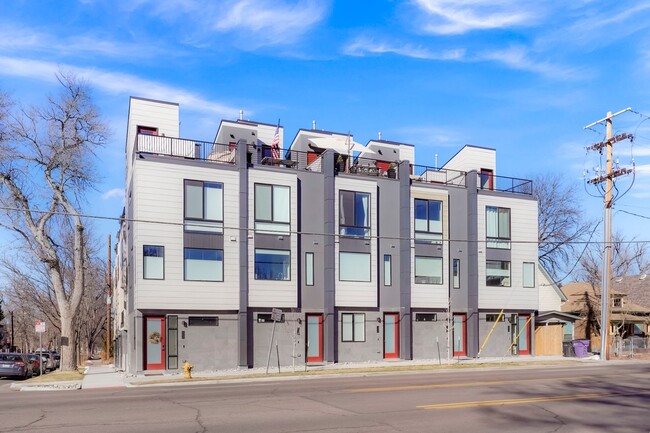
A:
[1,204,650,245]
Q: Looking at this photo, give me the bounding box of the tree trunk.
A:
[60,311,77,371]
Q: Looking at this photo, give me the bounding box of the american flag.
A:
[271,124,280,159]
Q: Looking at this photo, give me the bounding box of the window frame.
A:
[254,183,291,233]
[414,198,443,244]
[452,258,460,289]
[339,190,371,238]
[384,254,392,286]
[341,313,366,342]
[486,206,511,249]
[254,248,291,281]
[339,251,371,282]
[183,247,224,282]
[486,260,511,287]
[143,245,165,280]
[184,180,224,233]
[305,252,314,286]
[523,262,535,288]
[414,256,443,285]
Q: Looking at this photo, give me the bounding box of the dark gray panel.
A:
[398,160,412,360]
[465,170,479,357]
[414,242,444,257]
[254,233,291,250]
[184,232,224,249]
[237,138,252,368]
[485,248,512,261]
[322,150,337,362]
[378,177,401,309]
[339,237,371,252]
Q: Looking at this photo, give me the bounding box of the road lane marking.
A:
[417,389,650,410]
[350,380,507,393]
[417,393,608,409]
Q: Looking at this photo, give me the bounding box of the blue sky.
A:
[1,0,650,256]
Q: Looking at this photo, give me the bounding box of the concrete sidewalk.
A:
[81,364,126,390]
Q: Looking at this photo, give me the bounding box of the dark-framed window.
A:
[341,313,365,342]
[339,190,370,238]
[255,249,290,280]
[384,255,392,286]
[452,259,460,289]
[305,252,314,286]
[188,316,219,326]
[414,199,442,243]
[523,262,535,288]
[255,184,290,233]
[486,260,510,287]
[184,248,224,281]
[166,315,178,369]
[486,206,510,249]
[137,125,158,136]
[184,180,223,233]
[143,245,164,280]
[415,256,443,284]
[339,252,371,282]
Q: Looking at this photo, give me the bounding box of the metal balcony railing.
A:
[136,134,236,164]
[479,173,533,195]
[248,145,322,172]
[410,165,467,187]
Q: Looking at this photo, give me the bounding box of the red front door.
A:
[384,313,399,359]
[145,317,165,370]
[306,314,323,363]
[517,315,531,355]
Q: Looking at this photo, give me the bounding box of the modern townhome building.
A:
[113,96,539,374]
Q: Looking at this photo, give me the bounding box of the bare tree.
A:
[533,173,595,281]
[579,232,649,284]
[0,73,107,370]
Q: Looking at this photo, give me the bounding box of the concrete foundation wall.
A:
[252,312,304,368]
[412,312,449,360]
[178,314,239,371]
[337,311,384,362]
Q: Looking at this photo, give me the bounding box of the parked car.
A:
[51,352,60,369]
[39,352,56,371]
[27,354,46,375]
[0,353,33,379]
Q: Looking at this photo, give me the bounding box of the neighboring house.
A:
[534,266,579,356]
[114,96,539,374]
[561,281,650,349]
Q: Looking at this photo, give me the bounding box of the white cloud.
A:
[477,46,582,80]
[121,0,328,49]
[0,56,243,119]
[102,188,125,200]
[343,36,465,60]
[412,0,541,35]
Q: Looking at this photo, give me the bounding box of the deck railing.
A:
[136,134,236,164]
[410,165,467,187]
[479,173,533,195]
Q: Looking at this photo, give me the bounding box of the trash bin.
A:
[572,339,590,358]
[562,341,575,357]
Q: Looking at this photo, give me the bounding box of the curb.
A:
[10,381,82,391]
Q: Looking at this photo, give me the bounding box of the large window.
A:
[339,190,370,238]
[486,260,510,287]
[185,180,223,233]
[486,206,510,249]
[415,256,443,284]
[255,184,290,233]
[184,248,223,281]
[414,199,442,243]
[255,249,290,280]
[339,252,371,282]
[523,262,535,288]
[341,313,365,342]
[143,245,164,280]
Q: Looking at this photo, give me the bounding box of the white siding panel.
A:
[132,160,239,310]
[443,146,496,175]
[126,98,179,186]
[335,177,378,307]
[478,194,538,310]
[410,186,449,308]
[248,170,298,308]
[538,266,562,311]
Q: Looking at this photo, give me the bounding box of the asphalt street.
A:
[2,362,650,432]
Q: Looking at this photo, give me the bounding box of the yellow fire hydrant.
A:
[182,360,193,379]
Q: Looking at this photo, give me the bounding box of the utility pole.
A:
[105,234,112,361]
[584,108,634,361]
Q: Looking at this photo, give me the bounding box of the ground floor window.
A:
[341,313,365,342]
